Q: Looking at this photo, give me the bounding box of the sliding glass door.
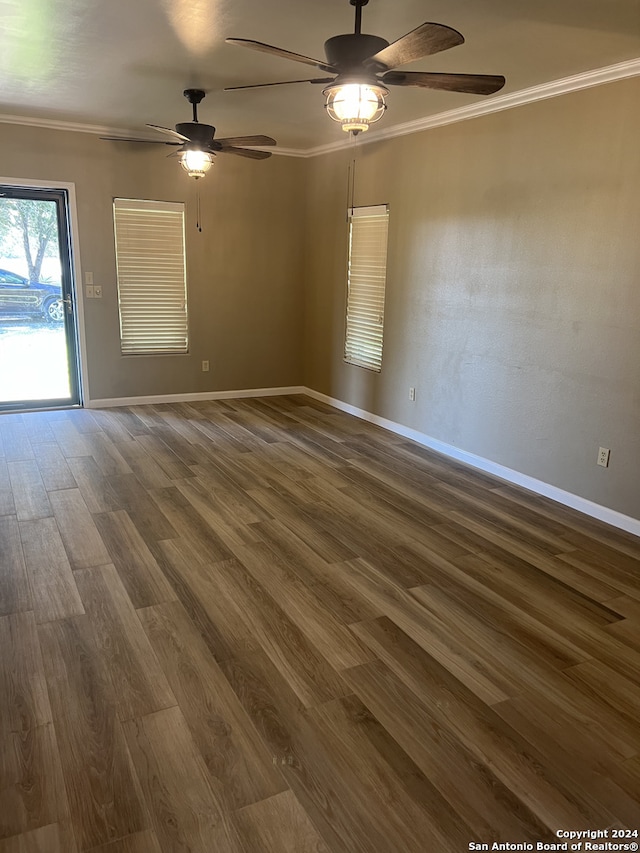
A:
[0,186,80,411]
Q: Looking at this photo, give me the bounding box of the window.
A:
[344,204,389,372]
[113,198,188,354]
[0,271,27,285]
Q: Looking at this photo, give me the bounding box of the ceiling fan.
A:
[225,0,505,134]
[101,89,277,178]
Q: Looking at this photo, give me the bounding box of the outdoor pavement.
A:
[0,319,71,402]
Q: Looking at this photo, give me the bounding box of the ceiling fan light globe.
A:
[323,83,387,133]
[180,148,214,178]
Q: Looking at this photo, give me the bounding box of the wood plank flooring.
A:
[1,395,639,851]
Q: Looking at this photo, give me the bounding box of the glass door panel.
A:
[0,187,80,411]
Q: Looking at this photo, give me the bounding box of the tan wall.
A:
[303,78,640,520]
[1,123,306,400]
[2,79,639,520]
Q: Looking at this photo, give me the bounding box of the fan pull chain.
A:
[196,184,202,233]
[346,131,359,218]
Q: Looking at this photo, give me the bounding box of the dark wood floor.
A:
[1,394,639,852]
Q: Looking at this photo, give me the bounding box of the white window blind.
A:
[344,204,389,372]
[113,198,188,354]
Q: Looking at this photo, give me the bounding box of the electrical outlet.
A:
[93,285,102,299]
[85,285,94,298]
[597,447,610,467]
[201,360,210,372]
[409,387,416,402]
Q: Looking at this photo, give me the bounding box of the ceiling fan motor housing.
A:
[324,34,389,73]
[175,122,216,147]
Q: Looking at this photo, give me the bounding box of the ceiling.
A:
[0,0,639,151]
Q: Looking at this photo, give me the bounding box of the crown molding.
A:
[1,58,639,158]
[301,57,640,158]
[0,113,121,136]
[0,111,306,157]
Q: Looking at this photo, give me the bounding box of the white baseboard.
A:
[86,385,306,409]
[84,383,639,537]
[303,387,640,539]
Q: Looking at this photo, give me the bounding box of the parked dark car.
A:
[0,268,64,322]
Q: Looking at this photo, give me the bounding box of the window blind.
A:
[344,205,389,372]
[113,198,188,354]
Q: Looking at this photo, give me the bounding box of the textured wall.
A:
[0,123,306,400]
[2,78,639,520]
[303,77,640,520]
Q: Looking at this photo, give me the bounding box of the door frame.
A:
[0,176,89,408]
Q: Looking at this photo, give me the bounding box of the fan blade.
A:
[383,70,506,95]
[226,38,336,74]
[225,77,334,91]
[217,147,272,160]
[369,23,464,70]
[146,124,191,142]
[215,135,277,147]
[100,135,181,145]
